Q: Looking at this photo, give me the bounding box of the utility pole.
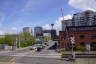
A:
[61,8,75,60]
[61,8,69,39]
[16,30,20,48]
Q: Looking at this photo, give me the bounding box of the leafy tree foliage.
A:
[0,34,16,46]
[0,32,36,47]
[19,32,36,47]
[43,36,51,42]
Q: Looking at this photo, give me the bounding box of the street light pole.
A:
[51,24,54,30]
[51,24,54,40]
[61,8,75,60]
[17,30,20,48]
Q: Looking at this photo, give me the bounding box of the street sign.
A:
[70,37,75,44]
[86,44,90,51]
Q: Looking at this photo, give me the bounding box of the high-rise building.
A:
[23,27,32,34]
[43,30,57,40]
[62,10,96,31]
[62,19,72,31]
[51,30,57,40]
[43,30,51,36]
[72,10,96,26]
[34,27,43,38]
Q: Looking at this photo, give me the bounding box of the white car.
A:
[31,45,37,51]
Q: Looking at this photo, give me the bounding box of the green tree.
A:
[4,34,16,46]
[0,34,17,46]
[0,38,5,44]
[19,32,36,47]
[43,36,51,42]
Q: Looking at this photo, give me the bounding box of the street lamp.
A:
[61,8,75,60]
[51,24,54,30]
[51,24,54,40]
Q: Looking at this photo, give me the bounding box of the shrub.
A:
[91,46,96,51]
[58,48,66,53]
[75,46,86,51]
[65,48,71,51]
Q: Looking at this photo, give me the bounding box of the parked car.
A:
[31,45,37,51]
[37,47,42,52]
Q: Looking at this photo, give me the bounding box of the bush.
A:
[91,46,96,51]
[75,46,86,51]
[65,48,71,51]
[58,48,66,53]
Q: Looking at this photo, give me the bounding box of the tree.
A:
[43,36,51,42]
[0,32,36,47]
[4,34,17,46]
[0,34,17,46]
[19,32,36,47]
[0,38,5,44]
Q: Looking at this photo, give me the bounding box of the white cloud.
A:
[69,0,96,11]
[9,27,18,34]
[54,14,72,34]
[43,14,72,34]
[64,14,73,20]
[43,24,51,30]
[0,30,4,35]
[3,27,18,35]
[22,0,54,12]
[11,27,17,31]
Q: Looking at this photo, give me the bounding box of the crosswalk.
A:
[0,56,16,64]
[11,50,61,59]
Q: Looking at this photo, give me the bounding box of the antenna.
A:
[61,8,69,39]
[61,8,64,21]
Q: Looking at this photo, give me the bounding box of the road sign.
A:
[70,37,75,44]
[86,44,90,51]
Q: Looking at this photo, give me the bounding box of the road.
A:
[0,41,60,64]
[0,49,96,64]
[0,41,96,64]
[16,57,96,64]
[0,55,96,64]
[0,41,56,56]
[15,49,96,64]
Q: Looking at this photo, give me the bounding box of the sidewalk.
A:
[0,50,11,54]
[0,46,32,55]
[61,51,96,54]
[0,55,16,64]
[16,46,32,51]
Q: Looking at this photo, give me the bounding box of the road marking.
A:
[0,57,16,64]
[9,57,16,64]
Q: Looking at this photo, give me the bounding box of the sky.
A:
[0,0,96,34]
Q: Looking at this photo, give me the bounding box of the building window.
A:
[61,36,65,40]
[80,35,85,39]
[80,42,85,46]
[91,42,96,47]
[91,34,96,38]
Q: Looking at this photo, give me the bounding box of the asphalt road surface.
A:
[0,49,96,64]
[0,41,96,64]
[14,57,96,64]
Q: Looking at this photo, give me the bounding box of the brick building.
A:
[59,26,96,50]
